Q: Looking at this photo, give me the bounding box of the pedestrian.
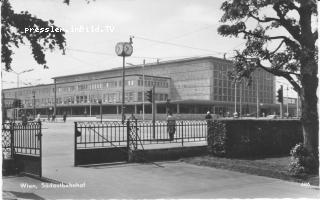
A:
[167,111,176,141]
[22,113,28,126]
[63,112,67,122]
[52,114,56,122]
[128,113,136,121]
[36,113,41,122]
[205,111,212,121]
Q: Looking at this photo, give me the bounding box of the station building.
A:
[3,56,280,118]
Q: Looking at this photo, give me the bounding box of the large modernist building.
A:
[3,56,285,118]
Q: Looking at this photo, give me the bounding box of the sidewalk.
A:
[3,161,320,199]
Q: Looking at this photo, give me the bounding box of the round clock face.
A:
[115,42,124,56]
[123,43,133,56]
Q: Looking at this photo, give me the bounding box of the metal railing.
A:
[75,121,127,149]
[75,120,208,149]
[2,122,42,158]
[133,120,207,146]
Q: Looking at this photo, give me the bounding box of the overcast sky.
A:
[1,0,296,97]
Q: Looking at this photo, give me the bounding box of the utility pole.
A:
[99,99,102,122]
[142,59,145,121]
[234,81,237,114]
[256,79,259,118]
[296,95,299,118]
[54,79,57,116]
[239,82,242,118]
[152,84,156,139]
[33,90,36,119]
[280,85,283,118]
[286,86,289,118]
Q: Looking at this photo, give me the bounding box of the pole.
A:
[234,81,237,114]
[286,86,289,117]
[142,59,145,121]
[54,79,57,116]
[256,79,259,118]
[296,94,299,118]
[122,56,126,123]
[239,82,242,118]
[100,101,102,122]
[152,84,155,139]
[33,90,36,119]
[280,85,283,118]
[89,95,92,116]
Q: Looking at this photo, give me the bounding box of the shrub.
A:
[207,119,303,158]
[207,120,227,156]
[289,143,319,176]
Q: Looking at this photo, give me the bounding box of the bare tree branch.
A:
[249,13,280,23]
[269,40,285,55]
[255,60,301,93]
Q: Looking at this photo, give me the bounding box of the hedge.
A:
[207,119,303,158]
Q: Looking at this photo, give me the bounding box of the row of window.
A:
[137,79,169,88]
[21,92,169,107]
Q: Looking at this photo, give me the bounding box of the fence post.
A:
[10,122,14,158]
[181,121,184,147]
[74,122,77,166]
[135,119,138,148]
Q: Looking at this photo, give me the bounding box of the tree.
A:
[1,0,67,71]
[218,0,318,161]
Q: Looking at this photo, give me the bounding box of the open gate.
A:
[74,119,208,166]
[2,122,42,177]
[74,121,129,166]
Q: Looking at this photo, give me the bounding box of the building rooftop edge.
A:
[52,56,232,80]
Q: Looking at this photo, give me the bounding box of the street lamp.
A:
[115,37,133,123]
[11,68,34,88]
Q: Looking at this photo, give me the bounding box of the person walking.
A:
[167,111,176,141]
[36,113,41,122]
[205,111,212,121]
[63,112,67,123]
[22,113,28,126]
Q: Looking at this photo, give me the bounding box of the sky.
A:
[1,0,297,96]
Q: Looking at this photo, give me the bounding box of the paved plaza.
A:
[2,118,320,199]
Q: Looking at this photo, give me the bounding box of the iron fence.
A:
[75,120,208,149]
[2,122,14,159]
[2,122,42,157]
[12,122,42,156]
[75,121,127,149]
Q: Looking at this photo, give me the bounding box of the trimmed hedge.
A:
[207,119,303,158]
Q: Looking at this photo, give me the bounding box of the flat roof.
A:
[52,56,232,80]
[2,83,54,91]
[3,74,170,91]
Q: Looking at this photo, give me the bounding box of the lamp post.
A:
[256,78,259,118]
[98,99,102,122]
[12,69,34,88]
[143,59,145,121]
[115,37,133,123]
[32,90,36,119]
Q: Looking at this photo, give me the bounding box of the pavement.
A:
[2,120,320,199]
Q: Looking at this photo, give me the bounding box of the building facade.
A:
[3,56,279,117]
